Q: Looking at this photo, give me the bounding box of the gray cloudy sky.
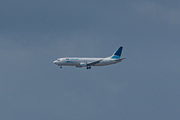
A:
[0,0,180,120]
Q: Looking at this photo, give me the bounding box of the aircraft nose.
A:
[53,61,56,64]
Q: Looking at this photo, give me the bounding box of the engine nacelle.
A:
[80,62,87,67]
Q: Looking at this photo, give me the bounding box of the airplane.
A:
[53,46,125,69]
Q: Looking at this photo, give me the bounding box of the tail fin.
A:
[111,46,123,59]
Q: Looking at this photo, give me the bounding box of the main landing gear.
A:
[87,66,91,69]
[60,66,62,68]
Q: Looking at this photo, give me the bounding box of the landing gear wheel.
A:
[60,66,62,68]
[87,66,91,69]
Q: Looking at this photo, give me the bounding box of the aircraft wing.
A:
[87,59,103,66]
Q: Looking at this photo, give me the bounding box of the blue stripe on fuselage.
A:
[66,61,73,63]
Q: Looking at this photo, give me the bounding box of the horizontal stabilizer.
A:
[115,58,126,61]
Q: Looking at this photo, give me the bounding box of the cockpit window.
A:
[57,59,60,61]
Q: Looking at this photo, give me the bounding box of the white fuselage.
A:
[53,57,120,67]
[53,46,124,69]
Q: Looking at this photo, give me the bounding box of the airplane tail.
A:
[111,46,123,59]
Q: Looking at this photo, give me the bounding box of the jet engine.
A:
[80,62,87,67]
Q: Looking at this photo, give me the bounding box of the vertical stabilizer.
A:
[111,46,123,59]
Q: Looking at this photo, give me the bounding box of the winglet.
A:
[111,46,123,59]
